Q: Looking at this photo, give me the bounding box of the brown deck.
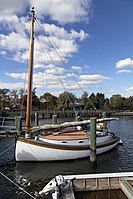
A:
[40,130,88,140]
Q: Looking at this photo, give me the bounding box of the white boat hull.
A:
[15,136,120,161]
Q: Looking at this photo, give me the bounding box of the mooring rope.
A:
[0,144,15,156]
[0,144,37,199]
[0,172,36,199]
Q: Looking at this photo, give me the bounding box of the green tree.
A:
[86,93,97,110]
[95,93,106,109]
[32,87,39,108]
[81,92,88,104]
[0,89,10,110]
[123,96,133,111]
[109,94,124,110]
[81,91,88,109]
[40,92,57,110]
[19,88,26,110]
[10,89,18,109]
[57,91,76,110]
[20,88,39,109]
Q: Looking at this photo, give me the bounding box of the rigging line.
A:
[68,72,97,110]
[19,54,28,115]
[35,36,67,90]
[34,37,49,95]
[0,172,36,199]
[35,18,97,109]
[34,27,80,106]
[36,19,97,99]
[36,18,81,80]
[36,22,68,69]
[0,144,15,156]
[36,36,74,107]
[35,18,73,85]
[35,18,66,60]
[35,19,68,74]
[34,21,67,78]
[35,35,77,104]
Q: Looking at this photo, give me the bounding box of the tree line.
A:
[0,88,133,112]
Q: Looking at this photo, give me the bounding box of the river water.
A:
[0,116,133,199]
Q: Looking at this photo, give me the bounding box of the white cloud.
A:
[116,58,133,69]
[4,70,112,95]
[80,74,111,84]
[45,66,66,75]
[0,0,90,75]
[0,0,94,95]
[0,81,25,90]
[127,87,133,94]
[0,0,92,24]
[44,23,89,41]
[46,73,111,91]
[0,14,30,35]
[67,73,78,78]
[0,32,28,50]
[30,0,92,24]
[0,0,29,14]
[70,29,89,41]
[0,31,29,63]
[6,71,65,89]
[0,15,88,65]
[33,72,66,89]
[6,72,27,80]
[49,36,78,55]
[0,51,6,55]
[104,90,115,94]
[71,66,82,71]
[116,69,133,74]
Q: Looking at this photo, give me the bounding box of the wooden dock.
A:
[61,172,133,199]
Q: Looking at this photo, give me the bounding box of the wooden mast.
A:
[25,8,35,138]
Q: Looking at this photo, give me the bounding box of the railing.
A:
[0,116,16,130]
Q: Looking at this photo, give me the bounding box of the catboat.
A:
[15,8,120,161]
[16,129,120,161]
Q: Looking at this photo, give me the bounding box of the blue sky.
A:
[0,0,133,98]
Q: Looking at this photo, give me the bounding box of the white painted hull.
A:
[15,137,120,161]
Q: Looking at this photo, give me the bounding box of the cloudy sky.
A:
[0,0,133,98]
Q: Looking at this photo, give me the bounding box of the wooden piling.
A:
[15,116,22,135]
[90,117,97,168]
[34,112,39,126]
[42,112,44,119]
[102,112,107,131]
[52,114,57,124]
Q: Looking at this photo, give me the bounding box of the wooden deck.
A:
[40,130,88,140]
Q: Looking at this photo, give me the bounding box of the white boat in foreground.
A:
[39,172,133,198]
[15,8,120,162]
